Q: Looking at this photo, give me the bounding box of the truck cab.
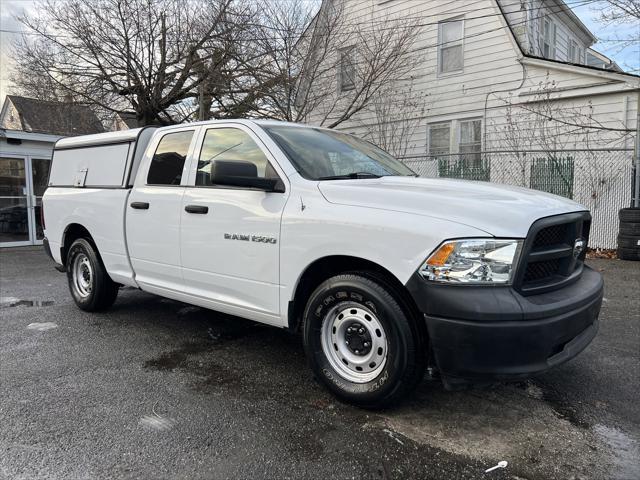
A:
[43,120,603,407]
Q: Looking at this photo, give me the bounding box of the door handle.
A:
[130,201,150,210]
[185,205,209,214]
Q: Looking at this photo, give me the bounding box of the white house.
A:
[302,0,640,248]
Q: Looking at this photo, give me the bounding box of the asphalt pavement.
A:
[1,247,638,480]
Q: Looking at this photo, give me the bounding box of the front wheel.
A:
[66,238,119,311]
[303,274,425,408]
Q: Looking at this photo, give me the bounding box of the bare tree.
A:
[491,75,633,206]
[10,0,247,126]
[291,0,423,128]
[591,0,640,72]
[596,0,640,24]
[359,83,428,158]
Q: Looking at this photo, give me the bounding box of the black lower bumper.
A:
[407,266,603,388]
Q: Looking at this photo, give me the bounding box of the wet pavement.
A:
[1,247,638,479]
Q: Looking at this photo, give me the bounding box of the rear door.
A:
[179,124,289,324]
[126,127,197,290]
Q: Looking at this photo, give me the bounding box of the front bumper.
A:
[406,266,603,388]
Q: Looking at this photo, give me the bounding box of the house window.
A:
[339,46,356,92]
[430,119,489,181]
[438,19,464,74]
[457,119,488,181]
[459,119,482,157]
[542,18,556,59]
[568,40,576,63]
[428,123,451,157]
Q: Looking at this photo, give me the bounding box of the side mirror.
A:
[213,175,285,193]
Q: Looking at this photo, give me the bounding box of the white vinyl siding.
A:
[438,19,464,75]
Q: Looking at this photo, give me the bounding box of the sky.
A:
[1,0,639,107]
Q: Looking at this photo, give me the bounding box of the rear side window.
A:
[147,130,194,185]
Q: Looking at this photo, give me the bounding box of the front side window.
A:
[196,128,277,186]
[147,130,194,185]
[265,126,415,180]
[438,19,463,74]
[339,46,356,91]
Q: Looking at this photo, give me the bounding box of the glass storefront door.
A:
[0,156,51,246]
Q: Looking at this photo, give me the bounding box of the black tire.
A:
[617,247,640,261]
[66,238,119,311]
[617,234,640,249]
[619,208,640,223]
[302,273,425,408]
[619,222,640,236]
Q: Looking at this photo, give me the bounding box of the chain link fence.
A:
[399,149,635,249]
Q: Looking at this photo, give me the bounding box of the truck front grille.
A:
[522,259,562,283]
[532,224,568,248]
[515,212,591,295]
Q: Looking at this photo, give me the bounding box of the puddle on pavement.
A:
[144,340,213,371]
[593,424,640,479]
[0,297,54,308]
[382,381,615,480]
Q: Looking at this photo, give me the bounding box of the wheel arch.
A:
[60,223,96,266]
[287,255,424,336]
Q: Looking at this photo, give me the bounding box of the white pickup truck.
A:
[43,120,603,407]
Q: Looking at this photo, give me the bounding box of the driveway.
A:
[1,247,638,479]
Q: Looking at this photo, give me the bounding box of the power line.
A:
[0,0,603,42]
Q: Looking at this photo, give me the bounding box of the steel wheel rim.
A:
[320,303,388,384]
[72,253,93,298]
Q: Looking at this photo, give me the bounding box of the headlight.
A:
[419,239,522,284]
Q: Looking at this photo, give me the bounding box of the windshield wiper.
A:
[318,172,383,181]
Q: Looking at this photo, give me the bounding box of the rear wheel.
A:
[303,274,425,408]
[66,238,119,311]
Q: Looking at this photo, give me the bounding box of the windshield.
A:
[263,126,416,180]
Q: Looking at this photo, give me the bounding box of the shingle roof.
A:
[5,95,105,136]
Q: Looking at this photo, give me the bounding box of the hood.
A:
[317,176,586,238]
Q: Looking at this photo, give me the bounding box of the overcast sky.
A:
[1,0,638,106]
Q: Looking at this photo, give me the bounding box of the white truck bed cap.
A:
[55,128,147,150]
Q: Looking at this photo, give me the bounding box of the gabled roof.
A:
[545,0,597,44]
[494,0,640,80]
[1,95,105,136]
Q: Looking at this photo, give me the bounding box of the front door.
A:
[180,125,289,324]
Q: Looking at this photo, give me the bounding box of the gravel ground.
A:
[0,247,638,480]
